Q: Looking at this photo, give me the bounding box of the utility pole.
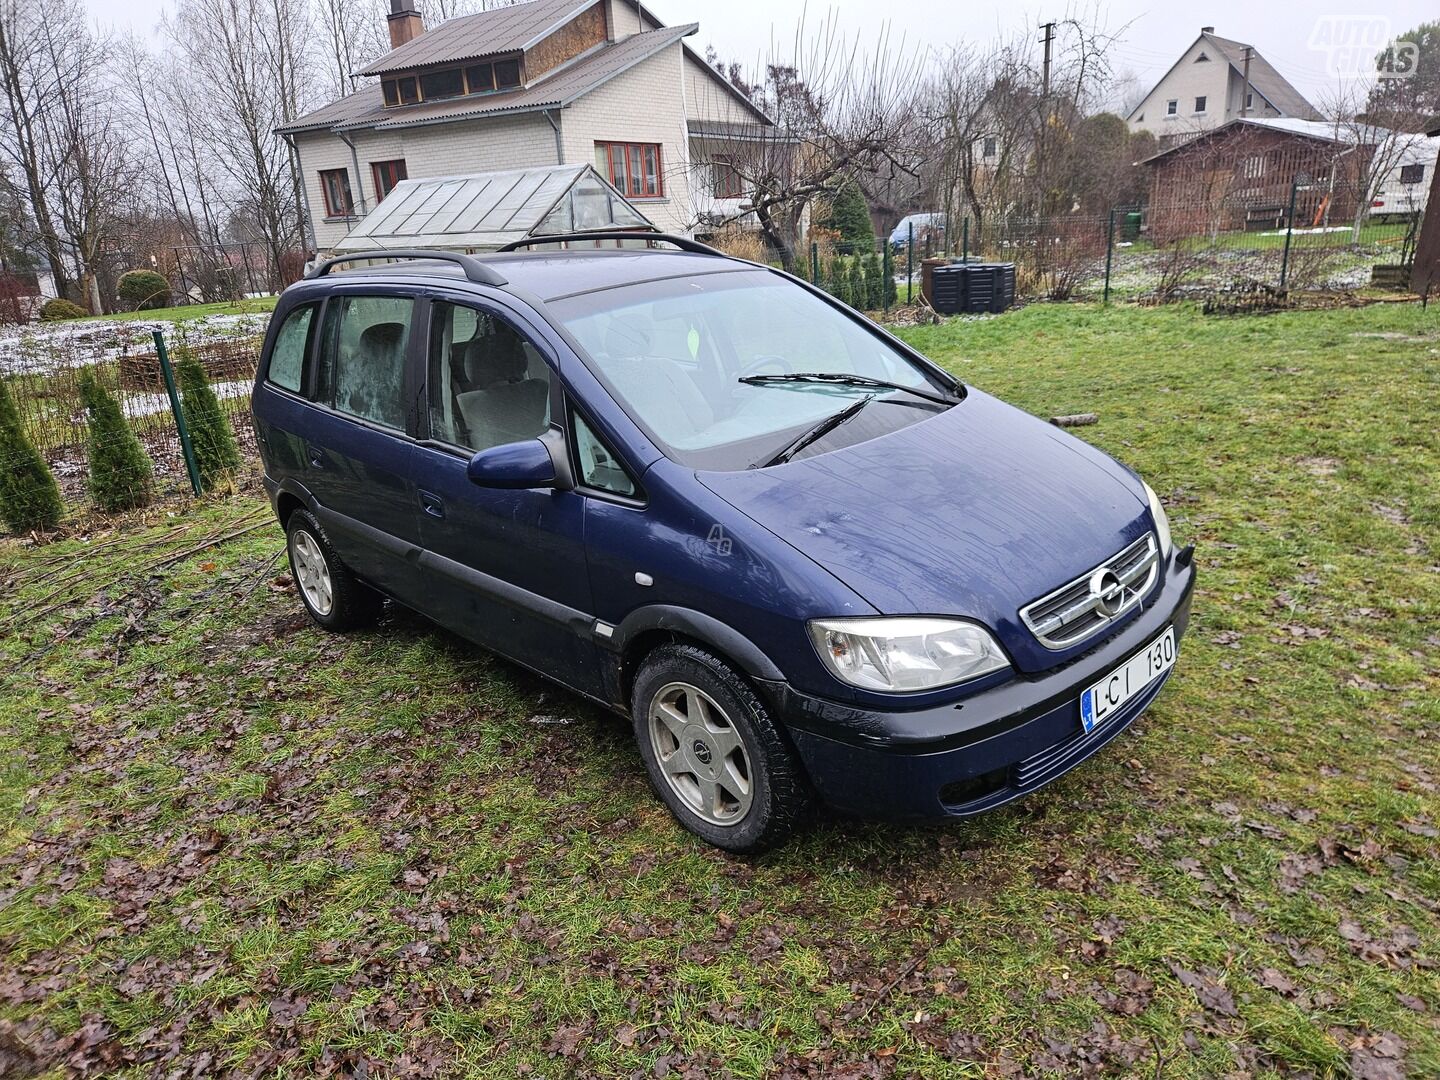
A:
[1040,21,1056,98]
[1240,46,1253,118]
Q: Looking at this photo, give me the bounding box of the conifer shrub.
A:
[827,256,848,304]
[0,377,64,532]
[848,259,866,309]
[176,347,241,489]
[78,368,154,511]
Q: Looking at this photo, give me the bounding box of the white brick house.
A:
[278,0,770,251]
[1127,27,1322,149]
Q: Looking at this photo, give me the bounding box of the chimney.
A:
[1201,26,1214,34]
[388,0,424,50]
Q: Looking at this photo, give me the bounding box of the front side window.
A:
[267,303,315,392]
[319,169,353,218]
[316,295,413,429]
[1166,99,1178,115]
[1194,95,1207,113]
[426,300,551,451]
[1399,163,1425,185]
[596,141,662,197]
[553,269,953,470]
[572,411,636,497]
[983,136,998,157]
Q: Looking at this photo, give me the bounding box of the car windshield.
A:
[551,269,958,470]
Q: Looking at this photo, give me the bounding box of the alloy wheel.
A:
[647,681,754,826]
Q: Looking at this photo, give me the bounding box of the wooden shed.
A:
[1141,118,1382,241]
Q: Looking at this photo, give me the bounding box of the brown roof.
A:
[359,0,598,76]
[1202,32,1323,121]
[280,24,697,135]
[1127,31,1322,124]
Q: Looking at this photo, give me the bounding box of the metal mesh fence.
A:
[2,324,263,523]
[867,194,1422,308]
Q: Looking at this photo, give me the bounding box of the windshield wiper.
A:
[753,394,876,469]
[738,371,959,406]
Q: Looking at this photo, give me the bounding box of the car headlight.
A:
[1143,481,1173,557]
[807,617,1008,692]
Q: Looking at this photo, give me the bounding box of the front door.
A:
[411,296,603,698]
[302,290,424,604]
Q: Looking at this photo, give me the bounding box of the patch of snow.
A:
[0,312,269,377]
[120,380,253,420]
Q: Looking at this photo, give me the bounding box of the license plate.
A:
[1080,627,1176,733]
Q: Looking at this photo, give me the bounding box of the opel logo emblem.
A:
[1088,568,1125,617]
[692,739,713,765]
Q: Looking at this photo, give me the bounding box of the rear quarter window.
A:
[267,304,316,392]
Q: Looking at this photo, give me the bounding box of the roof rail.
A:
[306,249,508,287]
[495,231,727,257]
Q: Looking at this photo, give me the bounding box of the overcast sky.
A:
[86,0,1435,108]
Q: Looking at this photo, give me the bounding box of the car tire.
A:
[632,643,810,854]
[285,509,382,632]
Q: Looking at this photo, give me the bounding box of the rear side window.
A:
[266,304,315,392]
[316,296,414,429]
[426,300,551,451]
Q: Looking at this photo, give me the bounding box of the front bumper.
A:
[770,549,1196,820]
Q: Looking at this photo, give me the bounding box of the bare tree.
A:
[0,0,75,299]
[690,15,924,270]
[1320,80,1431,242]
[166,0,313,292]
[32,10,143,312]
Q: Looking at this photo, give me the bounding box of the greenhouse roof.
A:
[332,163,653,252]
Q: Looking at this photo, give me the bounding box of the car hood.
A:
[698,388,1152,673]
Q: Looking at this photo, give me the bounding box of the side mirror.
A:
[466,439,556,489]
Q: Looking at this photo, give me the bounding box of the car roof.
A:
[298,249,760,305]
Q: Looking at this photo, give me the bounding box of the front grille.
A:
[1020,534,1158,650]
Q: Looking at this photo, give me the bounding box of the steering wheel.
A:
[738,354,794,379]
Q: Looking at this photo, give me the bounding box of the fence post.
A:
[811,241,819,285]
[154,329,203,496]
[882,243,892,311]
[1280,178,1299,290]
[906,222,914,304]
[962,217,969,263]
[1103,208,1117,305]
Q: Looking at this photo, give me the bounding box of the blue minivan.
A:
[251,234,1194,852]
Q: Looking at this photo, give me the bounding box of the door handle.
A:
[306,444,327,469]
[418,490,445,519]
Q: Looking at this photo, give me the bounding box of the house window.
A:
[381,76,419,106]
[1194,96,1207,113]
[1166,99,1178,115]
[1245,92,1254,109]
[710,156,744,198]
[983,136,998,157]
[1195,51,1209,61]
[319,168,354,218]
[494,58,521,89]
[419,67,464,100]
[372,159,408,201]
[465,62,493,93]
[596,141,662,198]
[1399,163,1425,185]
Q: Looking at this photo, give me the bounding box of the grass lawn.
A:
[2,301,1438,1077]
[67,296,280,324]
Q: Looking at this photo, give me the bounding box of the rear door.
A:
[301,289,426,605]
[411,294,604,698]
